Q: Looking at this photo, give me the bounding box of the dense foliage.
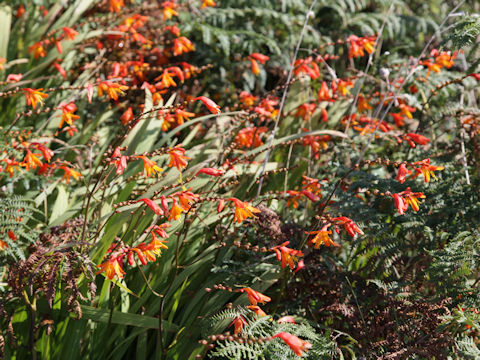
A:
[1,0,480,359]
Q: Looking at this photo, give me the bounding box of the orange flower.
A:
[168,199,184,221]
[248,305,267,317]
[202,0,216,8]
[229,316,246,334]
[239,91,258,107]
[173,37,195,56]
[0,58,5,70]
[412,158,444,183]
[331,216,364,238]
[249,58,260,75]
[23,88,49,109]
[357,95,372,113]
[399,104,416,119]
[22,150,43,170]
[399,187,426,212]
[306,224,339,248]
[235,127,268,148]
[97,257,125,280]
[137,198,163,215]
[121,107,134,125]
[157,70,177,89]
[109,0,124,12]
[270,241,304,271]
[250,53,269,64]
[347,35,376,58]
[0,240,7,251]
[175,109,195,125]
[317,81,332,102]
[242,287,271,306]
[405,133,430,147]
[28,42,47,59]
[194,96,221,114]
[168,146,190,170]
[1,158,21,177]
[98,81,129,101]
[176,190,198,211]
[294,103,316,121]
[228,198,261,223]
[60,166,82,184]
[137,156,163,177]
[162,1,178,20]
[58,102,80,128]
[62,27,79,40]
[396,163,411,184]
[272,332,312,357]
[336,79,354,96]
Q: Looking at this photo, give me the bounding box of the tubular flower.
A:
[173,37,195,56]
[412,158,444,183]
[60,166,82,184]
[196,167,225,177]
[137,156,163,177]
[97,257,125,280]
[121,107,134,125]
[405,133,430,147]
[336,79,354,96]
[331,217,364,238]
[168,199,184,221]
[347,35,376,58]
[228,198,261,223]
[357,95,372,112]
[0,240,7,251]
[202,0,216,8]
[162,1,178,20]
[32,143,54,162]
[242,287,271,306]
[59,102,80,128]
[176,190,198,211]
[194,96,221,114]
[392,193,407,214]
[396,163,411,184]
[399,104,416,119]
[250,53,269,64]
[1,158,21,177]
[137,198,163,216]
[22,150,43,170]
[306,224,339,248]
[301,175,323,195]
[270,241,304,271]
[168,146,190,171]
[23,88,49,109]
[249,58,260,75]
[272,332,312,357]
[248,305,267,317]
[62,27,79,40]
[317,81,332,102]
[28,42,47,59]
[157,70,177,89]
[229,316,246,335]
[174,109,195,125]
[396,187,426,213]
[98,81,129,101]
[109,0,124,12]
[294,103,316,121]
[235,127,268,148]
[150,223,171,238]
[239,91,258,107]
[0,57,5,70]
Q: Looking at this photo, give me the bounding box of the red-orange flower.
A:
[173,37,195,56]
[331,216,364,238]
[248,305,267,317]
[306,224,339,248]
[272,332,312,357]
[242,287,271,306]
[23,88,49,109]
[168,146,190,171]
[28,42,47,59]
[196,168,225,177]
[137,156,163,177]
[194,96,221,114]
[60,166,82,184]
[121,107,134,125]
[22,150,43,170]
[1,158,21,177]
[202,0,216,8]
[58,102,80,128]
[97,257,125,280]
[228,198,261,223]
[98,81,129,101]
[168,199,184,221]
[411,158,444,183]
[229,316,246,334]
[176,190,198,211]
[137,198,163,215]
[392,187,426,213]
[162,1,178,20]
